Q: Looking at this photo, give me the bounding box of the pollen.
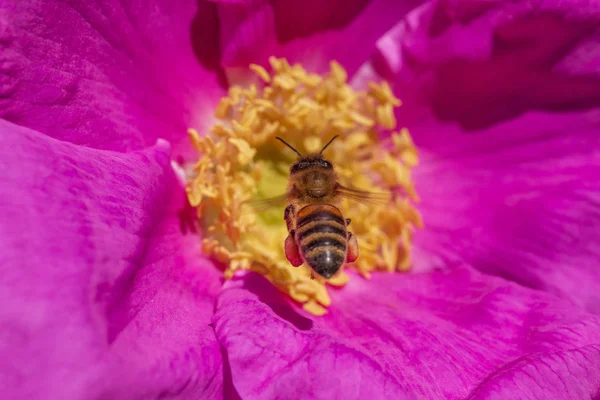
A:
[186,57,422,316]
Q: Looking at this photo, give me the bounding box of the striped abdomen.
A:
[295,204,347,278]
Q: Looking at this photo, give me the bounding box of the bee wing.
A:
[335,183,391,206]
[245,193,288,213]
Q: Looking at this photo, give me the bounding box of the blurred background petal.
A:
[0,0,226,160]
[354,0,600,313]
[211,0,425,79]
[410,111,600,314]
[214,269,600,399]
[0,121,223,399]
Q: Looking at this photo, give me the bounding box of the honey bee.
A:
[259,135,388,280]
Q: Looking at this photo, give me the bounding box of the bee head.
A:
[275,135,339,175]
[289,154,333,174]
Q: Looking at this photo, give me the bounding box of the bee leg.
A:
[346,218,351,226]
[310,271,315,280]
[347,232,359,263]
[284,232,303,267]
[284,204,296,232]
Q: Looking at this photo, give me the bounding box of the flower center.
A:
[186,58,422,316]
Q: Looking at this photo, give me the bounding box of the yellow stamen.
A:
[186,58,422,315]
[249,64,271,83]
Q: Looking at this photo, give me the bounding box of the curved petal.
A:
[0,121,223,399]
[352,1,600,313]
[356,1,600,128]
[212,0,425,79]
[410,111,600,314]
[0,0,225,160]
[214,270,600,399]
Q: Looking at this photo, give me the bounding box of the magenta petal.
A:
[214,270,600,399]
[214,0,425,78]
[0,121,223,398]
[360,1,600,129]
[409,111,600,314]
[353,1,600,313]
[1,1,225,159]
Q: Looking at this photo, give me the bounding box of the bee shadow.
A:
[240,273,314,331]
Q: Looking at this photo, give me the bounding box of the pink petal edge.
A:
[0,0,226,160]
[214,269,600,400]
[0,120,224,399]
[214,0,426,82]
[353,0,600,313]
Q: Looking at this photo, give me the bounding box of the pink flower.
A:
[1,1,599,399]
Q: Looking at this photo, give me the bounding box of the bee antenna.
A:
[275,137,302,157]
[320,135,339,154]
